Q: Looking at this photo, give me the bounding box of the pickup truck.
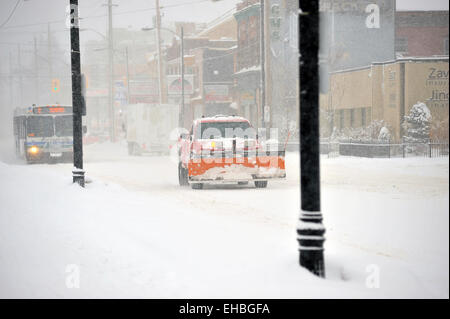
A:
[178,115,286,189]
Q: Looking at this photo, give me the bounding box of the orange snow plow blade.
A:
[188,152,286,183]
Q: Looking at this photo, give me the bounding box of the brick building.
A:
[164,26,237,128]
[233,0,262,128]
[327,57,449,141]
[190,45,236,121]
[396,11,449,57]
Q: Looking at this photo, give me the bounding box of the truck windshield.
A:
[27,116,54,137]
[55,115,73,137]
[196,121,255,139]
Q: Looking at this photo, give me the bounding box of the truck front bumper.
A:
[188,154,286,184]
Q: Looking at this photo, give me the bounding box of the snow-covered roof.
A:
[234,65,261,76]
[331,56,449,74]
[234,2,260,18]
[194,114,249,124]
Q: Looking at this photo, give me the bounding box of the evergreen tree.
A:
[402,102,432,143]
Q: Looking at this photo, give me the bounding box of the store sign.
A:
[167,75,194,95]
[114,80,128,106]
[426,67,449,109]
[128,80,159,104]
[270,3,281,40]
[129,80,158,96]
[269,0,283,57]
[240,91,255,106]
[204,85,230,102]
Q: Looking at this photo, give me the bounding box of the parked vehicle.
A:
[178,115,286,189]
[126,103,179,156]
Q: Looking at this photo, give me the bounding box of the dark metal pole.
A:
[297,0,325,277]
[69,0,85,187]
[180,27,185,128]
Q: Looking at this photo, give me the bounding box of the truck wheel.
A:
[128,142,135,155]
[254,181,268,188]
[128,142,141,156]
[178,162,189,186]
[191,183,203,190]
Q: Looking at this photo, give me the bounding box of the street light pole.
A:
[34,36,39,105]
[69,0,85,187]
[260,0,266,129]
[180,26,184,128]
[155,0,165,104]
[142,26,184,126]
[125,46,131,105]
[9,52,14,107]
[17,44,24,106]
[297,1,325,277]
[48,23,53,80]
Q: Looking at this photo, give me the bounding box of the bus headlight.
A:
[28,146,39,154]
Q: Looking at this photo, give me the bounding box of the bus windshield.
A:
[55,115,73,137]
[27,116,54,137]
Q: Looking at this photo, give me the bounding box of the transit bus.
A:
[13,105,74,164]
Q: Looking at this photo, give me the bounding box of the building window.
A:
[339,110,344,129]
[395,37,408,54]
[361,108,366,127]
[239,21,247,44]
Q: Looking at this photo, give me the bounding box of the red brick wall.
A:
[396,11,449,57]
[396,26,448,56]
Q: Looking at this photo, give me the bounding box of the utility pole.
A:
[34,36,39,105]
[125,47,130,105]
[155,0,165,104]
[17,44,23,106]
[107,0,116,142]
[9,52,14,107]
[297,1,325,277]
[259,0,266,129]
[69,0,85,187]
[48,23,54,95]
[48,23,53,77]
[179,27,184,128]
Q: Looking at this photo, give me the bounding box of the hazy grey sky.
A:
[1,0,448,39]
[0,0,448,71]
[397,0,449,11]
[0,0,240,60]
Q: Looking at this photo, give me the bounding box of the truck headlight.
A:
[28,146,39,154]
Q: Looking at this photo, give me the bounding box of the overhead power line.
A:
[0,0,22,29]
[0,0,211,31]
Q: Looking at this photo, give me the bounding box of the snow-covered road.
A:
[0,141,448,298]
